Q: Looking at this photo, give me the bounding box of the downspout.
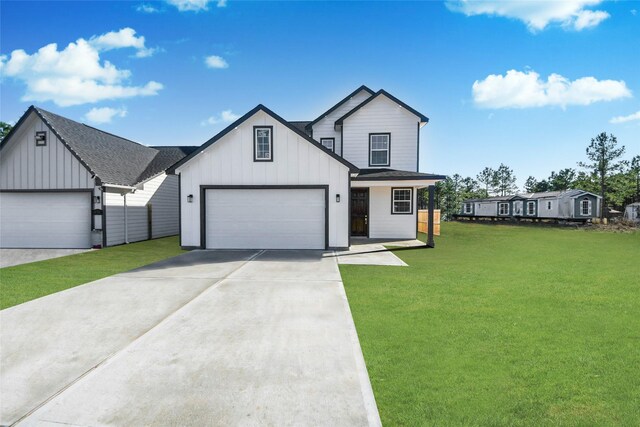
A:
[124,192,129,244]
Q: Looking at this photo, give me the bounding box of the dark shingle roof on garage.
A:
[1,106,196,187]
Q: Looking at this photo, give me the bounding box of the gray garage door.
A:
[0,192,91,248]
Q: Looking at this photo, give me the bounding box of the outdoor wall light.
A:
[93,195,101,204]
[187,194,194,203]
[336,194,341,203]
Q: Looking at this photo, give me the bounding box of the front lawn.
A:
[0,237,185,310]
[341,222,640,426]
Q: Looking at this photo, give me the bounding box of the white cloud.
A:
[201,110,240,126]
[85,106,127,124]
[89,28,158,58]
[472,69,632,109]
[632,9,638,16]
[446,0,610,31]
[167,0,226,11]
[205,55,228,69]
[610,110,640,124]
[0,30,163,106]
[136,3,160,13]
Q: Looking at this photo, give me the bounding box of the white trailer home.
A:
[0,106,196,248]
[458,190,602,221]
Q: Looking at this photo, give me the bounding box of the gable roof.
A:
[334,89,429,129]
[0,106,195,186]
[168,104,359,174]
[304,85,375,131]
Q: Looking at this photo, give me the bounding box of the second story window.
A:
[320,138,335,152]
[254,126,273,162]
[369,133,390,167]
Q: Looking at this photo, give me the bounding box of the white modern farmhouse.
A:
[170,86,445,250]
[0,106,196,249]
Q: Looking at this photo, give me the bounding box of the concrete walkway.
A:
[335,238,424,266]
[1,250,380,426]
[0,249,91,268]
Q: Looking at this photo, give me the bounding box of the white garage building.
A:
[171,105,355,250]
[0,106,196,249]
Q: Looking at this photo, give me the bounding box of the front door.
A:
[351,188,369,236]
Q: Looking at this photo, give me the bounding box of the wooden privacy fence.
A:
[418,209,441,236]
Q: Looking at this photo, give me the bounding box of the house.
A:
[459,189,602,221]
[0,106,197,249]
[169,86,445,250]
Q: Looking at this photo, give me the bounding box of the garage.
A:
[204,187,327,249]
[0,192,91,248]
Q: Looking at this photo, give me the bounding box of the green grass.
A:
[0,237,185,310]
[341,223,640,426]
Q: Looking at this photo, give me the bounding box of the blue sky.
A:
[1,0,639,187]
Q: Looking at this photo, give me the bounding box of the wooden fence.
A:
[418,209,441,236]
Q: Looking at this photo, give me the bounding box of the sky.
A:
[1,0,639,187]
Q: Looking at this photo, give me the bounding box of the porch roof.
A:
[353,168,446,181]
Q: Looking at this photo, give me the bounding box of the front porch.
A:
[349,168,444,248]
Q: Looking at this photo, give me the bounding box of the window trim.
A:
[369,133,391,167]
[498,202,509,216]
[35,131,47,147]
[527,201,535,216]
[581,198,591,216]
[391,187,413,215]
[320,137,335,153]
[464,203,472,214]
[253,126,273,162]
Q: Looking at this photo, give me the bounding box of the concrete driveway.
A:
[0,249,91,268]
[1,250,380,426]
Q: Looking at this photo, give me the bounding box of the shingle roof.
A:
[288,121,312,136]
[1,106,195,186]
[136,146,199,184]
[354,168,446,181]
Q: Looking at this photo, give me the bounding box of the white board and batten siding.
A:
[105,174,179,246]
[368,186,417,239]
[0,112,94,190]
[342,95,420,171]
[310,89,372,156]
[178,110,350,249]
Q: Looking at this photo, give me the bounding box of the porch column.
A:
[427,185,435,248]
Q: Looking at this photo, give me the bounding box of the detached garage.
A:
[0,106,196,249]
[171,105,355,250]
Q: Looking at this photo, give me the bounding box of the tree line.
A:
[420,132,639,220]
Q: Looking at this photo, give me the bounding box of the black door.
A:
[351,188,369,236]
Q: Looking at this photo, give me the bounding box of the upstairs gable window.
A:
[369,133,390,166]
[254,126,273,161]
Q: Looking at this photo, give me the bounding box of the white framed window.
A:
[499,202,509,215]
[392,188,412,214]
[320,138,335,152]
[464,203,472,214]
[581,198,591,216]
[527,201,535,215]
[369,133,390,166]
[547,201,552,210]
[254,126,273,161]
[35,131,47,146]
